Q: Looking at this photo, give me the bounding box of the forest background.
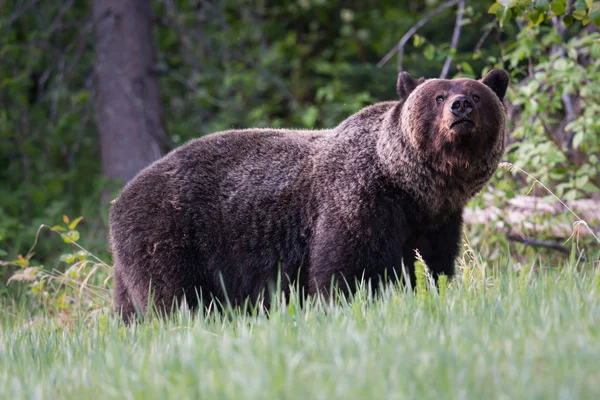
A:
[1,0,599,310]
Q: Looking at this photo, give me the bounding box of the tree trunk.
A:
[93,0,166,184]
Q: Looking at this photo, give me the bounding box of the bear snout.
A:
[446,94,479,133]
[449,96,473,118]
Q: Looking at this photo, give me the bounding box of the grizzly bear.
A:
[110,69,509,320]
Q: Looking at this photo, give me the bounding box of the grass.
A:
[1,258,600,400]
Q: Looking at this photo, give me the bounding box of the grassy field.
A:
[1,260,600,400]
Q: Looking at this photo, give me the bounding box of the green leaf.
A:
[572,131,584,149]
[461,62,474,76]
[563,14,575,25]
[496,6,513,27]
[563,189,578,201]
[76,250,88,261]
[536,0,550,11]
[423,44,435,60]
[51,225,66,232]
[60,253,76,263]
[582,183,600,192]
[68,216,84,230]
[62,230,80,244]
[301,106,319,128]
[413,34,425,48]
[551,0,567,15]
[576,174,589,187]
[0,249,7,257]
[592,10,600,27]
[488,2,501,14]
[529,9,545,25]
[72,91,90,105]
[11,257,29,267]
[573,9,587,19]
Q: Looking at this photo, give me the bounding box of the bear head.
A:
[398,69,509,176]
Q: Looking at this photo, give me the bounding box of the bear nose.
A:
[450,96,473,118]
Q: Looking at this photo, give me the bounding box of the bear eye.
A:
[435,95,444,104]
[472,94,480,102]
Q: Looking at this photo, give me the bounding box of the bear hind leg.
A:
[113,268,139,323]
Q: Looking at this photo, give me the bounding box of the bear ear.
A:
[396,72,424,99]
[480,69,509,102]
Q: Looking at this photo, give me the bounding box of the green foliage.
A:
[0,1,110,289]
[489,0,600,26]
[488,3,600,203]
[505,28,600,200]
[461,2,600,262]
[153,1,498,139]
[2,215,110,317]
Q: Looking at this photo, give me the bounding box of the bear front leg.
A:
[307,233,367,297]
[404,211,463,283]
[307,213,408,297]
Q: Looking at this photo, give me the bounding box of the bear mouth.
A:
[450,119,476,131]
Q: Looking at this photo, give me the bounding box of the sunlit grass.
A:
[1,259,600,400]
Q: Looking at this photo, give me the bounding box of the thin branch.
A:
[377,0,459,70]
[506,234,586,261]
[474,22,495,53]
[440,0,465,79]
[8,0,41,26]
[18,105,32,222]
[153,64,227,108]
[550,15,578,150]
[234,54,298,107]
[561,79,577,150]
[157,0,298,107]
[46,0,75,35]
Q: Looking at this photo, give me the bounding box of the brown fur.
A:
[109,69,509,321]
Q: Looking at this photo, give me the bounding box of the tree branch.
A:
[506,234,586,261]
[377,0,459,70]
[157,0,298,108]
[550,14,578,150]
[8,0,41,26]
[46,0,75,35]
[440,0,465,79]
[474,23,494,53]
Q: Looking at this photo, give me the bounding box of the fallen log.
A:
[464,193,600,240]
